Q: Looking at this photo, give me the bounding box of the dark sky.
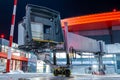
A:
[0,0,120,43]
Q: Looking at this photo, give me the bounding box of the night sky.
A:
[0,0,120,43]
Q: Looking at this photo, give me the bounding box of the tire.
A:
[65,69,70,77]
[53,70,58,76]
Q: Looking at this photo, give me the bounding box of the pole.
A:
[6,0,18,72]
[53,50,56,65]
[109,27,114,44]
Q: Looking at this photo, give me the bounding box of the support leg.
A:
[53,50,56,65]
[93,52,105,75]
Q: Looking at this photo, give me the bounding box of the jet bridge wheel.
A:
[53,69,58,76]
[65,69,71,77]
[53,68,71,77]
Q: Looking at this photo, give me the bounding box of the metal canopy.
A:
[61,11,120,31]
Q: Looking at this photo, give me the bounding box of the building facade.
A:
[0,38,29,72]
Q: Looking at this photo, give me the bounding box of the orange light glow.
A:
[113,9,117,12]
[61,11,120,31]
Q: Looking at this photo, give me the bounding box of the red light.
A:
[113,9,117,12]
[1,34,4,38]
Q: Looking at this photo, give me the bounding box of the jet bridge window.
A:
[43,25,51,40]
[44,25,51,34]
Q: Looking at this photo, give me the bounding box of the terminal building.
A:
[0,38,28,72]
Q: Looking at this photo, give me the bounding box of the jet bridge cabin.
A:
[18,4,64,51]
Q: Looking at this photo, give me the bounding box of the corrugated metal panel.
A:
[31,22,44,40]
[67,32,100,53]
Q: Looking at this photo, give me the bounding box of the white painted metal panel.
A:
[31,22,44,40]
[67,32,100,53]
[106,43,120,53]
[18,23,25,46]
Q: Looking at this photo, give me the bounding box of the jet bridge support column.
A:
[53,50,57,65]
[64,22,70,66]
[97,52,105,74]
[94,41,105,75]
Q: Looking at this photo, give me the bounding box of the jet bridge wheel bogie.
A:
[65,69,71,77]
[53,69,59,76]
[53,67,71,77]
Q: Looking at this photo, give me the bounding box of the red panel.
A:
[0,52,7,58]
[11,55,28,61]
[14,0,18,5]
[0,52,28,61]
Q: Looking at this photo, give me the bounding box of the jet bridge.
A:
[18,4,106,76]
[18,4,72,77]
